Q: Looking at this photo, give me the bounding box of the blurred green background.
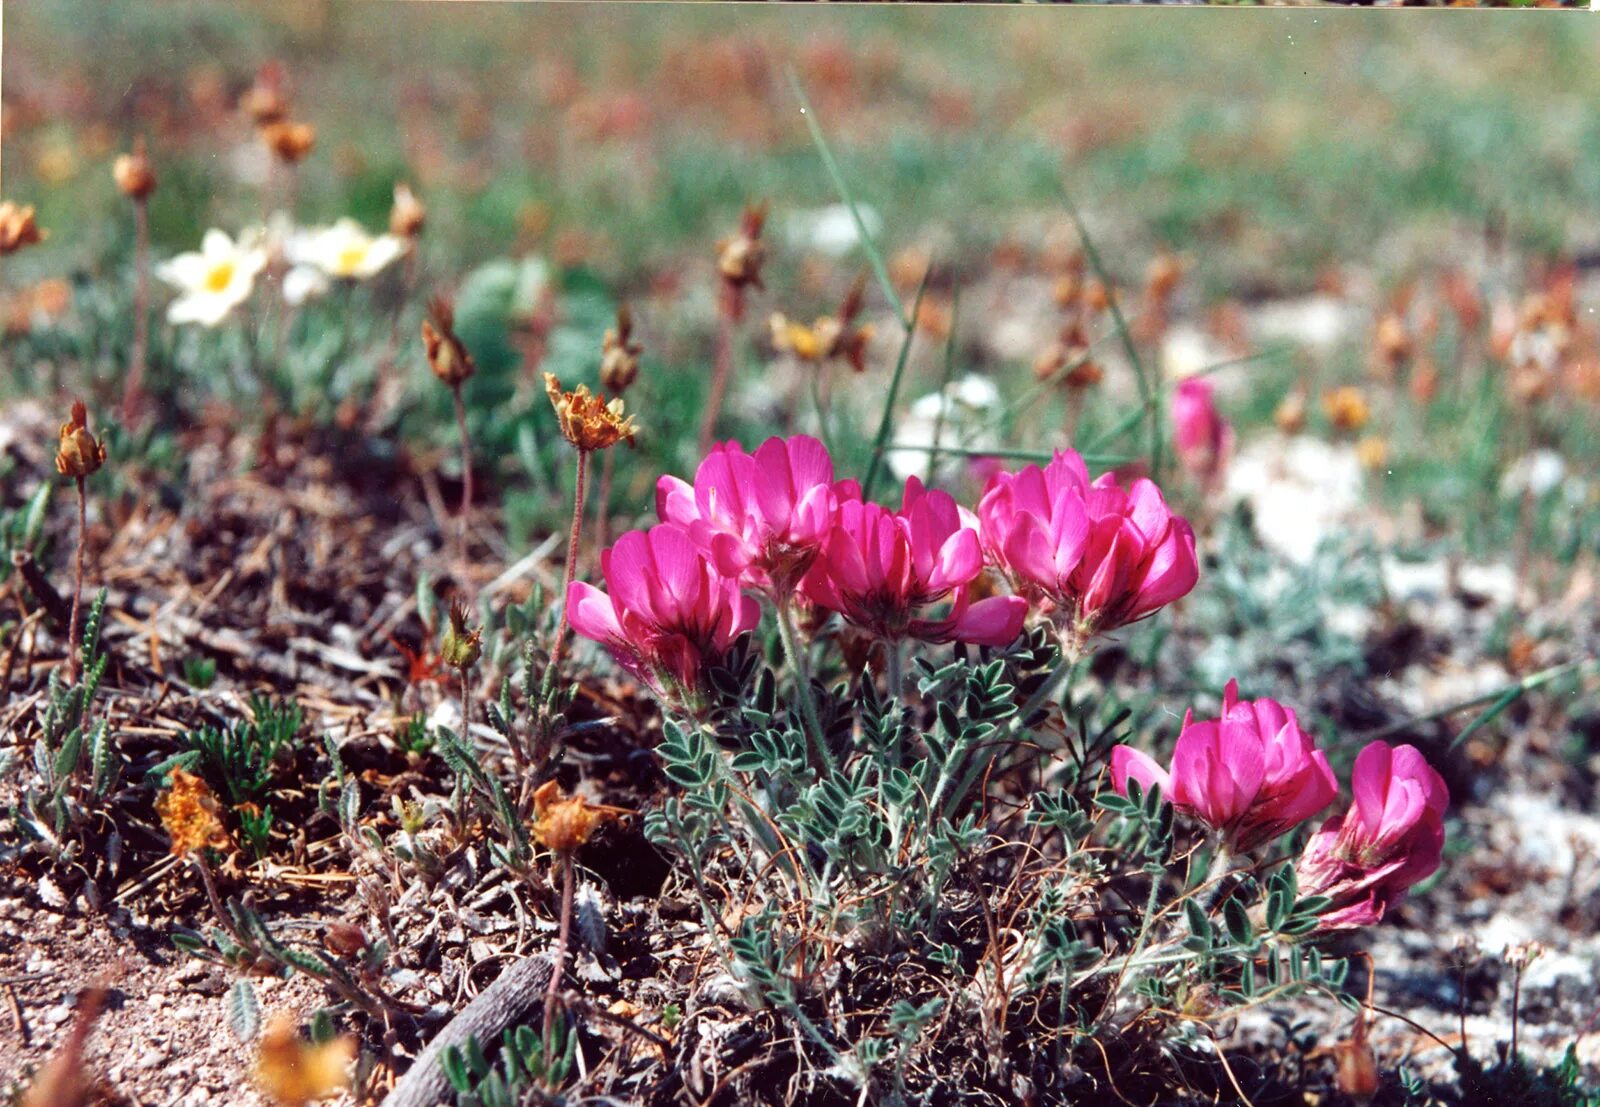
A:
[6,3,1600,296]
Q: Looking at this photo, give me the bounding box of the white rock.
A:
[1223,436,1365,564]
[1247,295,1362,352]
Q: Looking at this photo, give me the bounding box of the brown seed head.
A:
[390,182,426,239]
[156,769,230,857]
[0,202,45,255]
[716,201,768,292]
[1144,248,1184,307]
[261,120,316,164]
[598,305,642,395]
[113,138,158,200]
[1274,391,1308,434]
[421,296,475,388]
[439,601,482,672]
[253,1015,355,1107]
[532,779,623,854]
[240,61,289,126]
[545,372,639,452]
[55,400,107,481]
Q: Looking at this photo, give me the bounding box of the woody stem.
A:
[67,477,86,683]
[452,383,473,567]
[543,851,575,1059]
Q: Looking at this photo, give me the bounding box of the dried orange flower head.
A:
[716,201,768,291]
[598,305,642,395]
[545,372,639,452]
[261,120,316,164]
[1321,386,1370,433]
[253,1015,355,1107]
[532,779,623,853]
[113,138,157,201]
[439,600,481,672]
[390,182,426,239]
[156,769,229,857]
[0,202,45,256]
[55,400,107,481]
[421,296,475,388]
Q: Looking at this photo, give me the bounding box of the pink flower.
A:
[656,434,859,596]
[977,449,1198,640]
[566,524,761,699]
[1171,378,1232,486]
[1110,680,1338,851]
[800,476,1027,646]
[1296,741,1449,929]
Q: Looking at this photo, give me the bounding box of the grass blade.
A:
[1057,180,1163,475]
[862,271,932,502]
[787,68,908,331]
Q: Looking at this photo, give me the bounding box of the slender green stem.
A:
[1058,182,1163,476]
[775,595,832,774]
[1358,656,1596,744]
[884,638,903,704]
[451,383,473,567]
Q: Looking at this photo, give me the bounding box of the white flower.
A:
[156,229,268,327]
[283,265,331,306]
[289,217,405,281]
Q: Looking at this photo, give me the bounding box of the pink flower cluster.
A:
[977,449,1198,642]
[567,436,1199,697]
[1111,685,1449,929]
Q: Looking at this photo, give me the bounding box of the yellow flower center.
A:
[204,261,235,293]
[334,244,366,276]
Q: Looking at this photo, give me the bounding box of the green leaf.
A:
[228,979,260,1041]
[1223,898,1254,947]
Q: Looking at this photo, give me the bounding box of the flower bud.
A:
[598,305,641,395]
[421,297,475,388]
[1321,386,1370,433]
[0,202,45,256]
[55,400,107,480]
[239,62,289,126]
[389,182,425,239]
[438,601,481,672]
[261,120,315,165]
[113,139,158,201]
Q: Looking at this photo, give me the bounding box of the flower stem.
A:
[775,596,832,774]
[543,851,575,1060]
[67,478,87,684]
[122,198,150,426]
[593,444,616,558]
[699,291,735,455]
[451,382,473,568]
[547,448,590,693]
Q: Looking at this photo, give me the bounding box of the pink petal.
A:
[1111,745,1171,799]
